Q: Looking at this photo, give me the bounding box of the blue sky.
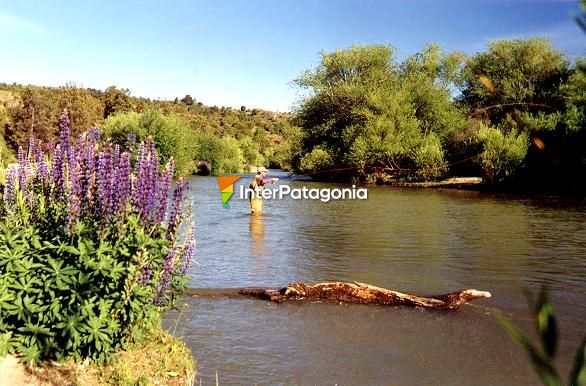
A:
[0,0,584,112]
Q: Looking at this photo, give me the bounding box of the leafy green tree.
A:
[103,86,132,119]
[414,133,449,180]
[299,148,334,173]
[400,43,467,142]
[460,38,569,122]
[181,95,194,105]
[268,121,304,170]
[6,86,58,149]
[103,110,194,176]
[238,136,265,167]
[295,44,465,180]
[58,86,103,136]
[295,44,394,165]
[191,133,245,175]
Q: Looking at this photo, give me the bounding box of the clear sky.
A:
[0,0,584,112]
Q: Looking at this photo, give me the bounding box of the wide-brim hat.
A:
[257,167,268,173]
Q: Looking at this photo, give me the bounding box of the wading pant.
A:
[250,197,263,216]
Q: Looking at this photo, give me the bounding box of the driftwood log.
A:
[238,282,491,311]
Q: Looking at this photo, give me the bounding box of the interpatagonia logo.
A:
[217,176,241,208]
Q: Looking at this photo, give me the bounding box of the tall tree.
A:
[103,86,132,119]
[58,86,103,135]
[295,44,465,180]
[295,44,396,164]
[460,38,569,122]
[7,86,58,149]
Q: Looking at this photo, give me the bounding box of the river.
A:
[163,172,586,385]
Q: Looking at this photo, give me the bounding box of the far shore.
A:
[392,177,484,190]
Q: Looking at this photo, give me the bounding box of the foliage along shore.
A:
[0,322,195,386]
[1,38,585,192]
[0,111,196,383]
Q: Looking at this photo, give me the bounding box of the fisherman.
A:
[249,167,278,216]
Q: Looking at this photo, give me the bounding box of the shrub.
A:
[0,110,195,364]
[102,110,194,176]
[414,133,448,180]
[192,133,245,175]
[215,137,245,174]
[238,137,265,167]
[299,148,334,173]
[476,124,529,184]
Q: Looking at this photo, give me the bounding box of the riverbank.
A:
[391,177,484,190]
[0,326,195,385]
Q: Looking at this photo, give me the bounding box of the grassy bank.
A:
[0,324,195,386]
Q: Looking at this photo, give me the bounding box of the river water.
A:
[163,172,586,385]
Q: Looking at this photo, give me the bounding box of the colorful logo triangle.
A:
[217,176,241,208]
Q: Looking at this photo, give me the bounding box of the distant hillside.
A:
[0,83,303,174]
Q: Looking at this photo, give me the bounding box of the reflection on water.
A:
[164,174,586,385]
[249,215,264,246]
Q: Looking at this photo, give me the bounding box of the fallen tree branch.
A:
[238,282,492,311]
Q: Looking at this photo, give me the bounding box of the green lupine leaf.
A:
[495,312,561,386]
[569,335,586,386]
[535,288,558,359]
[56,313,85,338]
[0,288,12,309]
[31,236,42,250]
[19,344,41,365]
[18,322,53,337]
[0,332,13,356]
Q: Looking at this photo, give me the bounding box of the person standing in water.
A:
[249,167,278,216]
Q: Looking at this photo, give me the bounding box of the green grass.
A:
[20,322,196,386]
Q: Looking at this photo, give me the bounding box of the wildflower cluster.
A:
[0,109,195,364]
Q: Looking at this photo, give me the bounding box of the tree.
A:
[58,86,103,136]
[102,109,194,176]
[295,44,396,167]
[460,38,569,122]
[103,86,132,119]
[295,44,464,180]
[181,95,194,105]
[6,86,58,149]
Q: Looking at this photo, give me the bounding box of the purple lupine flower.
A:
[68,156,82,233]
[114,151,132,215]
[155,159,174,224]
[17,146,27,194]
[35,147,49,181]
[73,134,88,212]
[167,179,189,239]
[99,143,116,219]
[84,143,97,210]
[132,142,147,210]
[27,138,35,167]
[51,144,65,190]
[138,264,153,285]
[142,140,159,223]
[46,140,56,152]
[58,108,70,132]
[59,108,74,170]
[3,166,17,210]
[126,133,137,150]
[153,247,177,305]
[113,144,120,171]
[89,127,100,144]
[178,223,196,276]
